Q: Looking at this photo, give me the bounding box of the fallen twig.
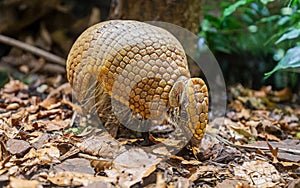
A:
[208,132,300,155]
[0,34,66,65]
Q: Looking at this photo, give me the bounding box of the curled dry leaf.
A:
[0,118,19,138]
[39,97,57,110]
[6,103,20,110]
[37,109,62,119]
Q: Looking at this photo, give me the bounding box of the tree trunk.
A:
[109,0,204,34]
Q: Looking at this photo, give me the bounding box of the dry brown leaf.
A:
[237,108,251,120]
[76,134,122,158]
[278,161,300,168]
[0,168,8,176]
[46,171,115,187]
[26,104,39,114]
[9,177,40,188]
[17,145,60,168]
[287,179,300,188]
[37,145,60,164]
[11,108,27,121]
[0,118,19,138]
[174,177,190,187]
[43,119,71,131]
[226,119,253,138]
[91,159,113,172]
[229,100,244,112]
[54,158,94,174]
[6,103,20,110]
[282,114,299,124]
[46,82,72,98]
[39,97,57,109]
[37,109,62,119]
[265,136,279,163]
[248,140,300,162]
[155,172,166,188]
[6,139,31,156]
[258,132,281,142]
[237,96,266,110]
[26,132,43,143]
[259,119,283,135]
[181,159,202,165]
[0,111,11,119]
[105,148,162,187]
[271,88,293,102]
[233,160,281,187]
[30,132,50,149]
[253,90,267,98]
[188,165,222,182]
[3,80,28,93]
[215,179,250,188]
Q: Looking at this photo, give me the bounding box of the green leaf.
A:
[265,46,300,78]
[204,14,221,28]
[288,0,299,7]
[259,15,281,23]
[222,0,254,18]
[260,0,275,4]
[281,7,293,15]
[277,16,291,26]
[275,28,300,44]
[201,19,212,32]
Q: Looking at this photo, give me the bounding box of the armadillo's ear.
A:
[169,81,185,107]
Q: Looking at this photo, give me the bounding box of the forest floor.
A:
[0,77,299,188]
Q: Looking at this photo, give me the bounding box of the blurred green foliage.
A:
[0,68,9,88]
[200,0,300,88]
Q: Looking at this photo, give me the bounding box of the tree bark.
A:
[109,0,204,34]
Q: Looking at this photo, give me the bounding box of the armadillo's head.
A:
[169,78,209,145]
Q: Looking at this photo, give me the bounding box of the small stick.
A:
[208,132,300,155]
[0,34,66,66]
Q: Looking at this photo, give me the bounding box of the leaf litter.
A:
[0,80,299,187]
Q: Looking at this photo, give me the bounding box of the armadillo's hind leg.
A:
[94,82,120,137]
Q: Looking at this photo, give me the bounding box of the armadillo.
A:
[66,20,209,145]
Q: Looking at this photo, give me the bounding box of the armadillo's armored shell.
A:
[66,20,208,143]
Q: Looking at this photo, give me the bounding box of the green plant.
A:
[200,0,300,87]
[264,0,300,77]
